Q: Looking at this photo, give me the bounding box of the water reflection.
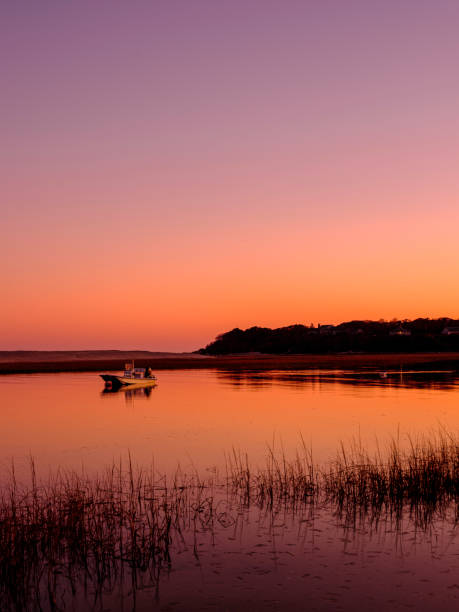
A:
[2,480,459,611]
[3,371,459,608]
[217,369,459,391]
[101,384,155,399]
[3,370,459,499]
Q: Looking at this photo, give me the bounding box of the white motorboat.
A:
[101,361,157,389]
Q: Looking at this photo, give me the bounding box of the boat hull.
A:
[100,374,157,388]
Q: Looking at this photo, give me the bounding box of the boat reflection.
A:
[216,369,459,391]
[101,384,155,399]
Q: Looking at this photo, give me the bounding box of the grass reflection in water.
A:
[2,432,459,609]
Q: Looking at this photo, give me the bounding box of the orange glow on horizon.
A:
[3,3,459,350]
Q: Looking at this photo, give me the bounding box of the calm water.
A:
[1,369,458,478]
[2,369,459,610]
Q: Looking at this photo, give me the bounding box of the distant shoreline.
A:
[1,351,459,374]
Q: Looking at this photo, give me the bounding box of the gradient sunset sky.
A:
[3,1,459,351]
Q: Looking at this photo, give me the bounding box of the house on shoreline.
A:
[389,326,411,337]
[441,326,459,335]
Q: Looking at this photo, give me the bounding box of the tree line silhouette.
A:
[198,318,459,355]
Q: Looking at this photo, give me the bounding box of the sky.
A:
[2,0,459,351]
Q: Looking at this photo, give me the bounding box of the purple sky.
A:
[2,1,459,350]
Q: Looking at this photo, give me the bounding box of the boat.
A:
[101,361,157,389]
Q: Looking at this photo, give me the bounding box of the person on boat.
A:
[146,366,153,378]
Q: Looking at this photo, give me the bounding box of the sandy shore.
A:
[0,351,459,374]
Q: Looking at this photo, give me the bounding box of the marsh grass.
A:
[226,438,317,509]
[2,432,459,609]
[0,457,221,610]
[323,430,459,529]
